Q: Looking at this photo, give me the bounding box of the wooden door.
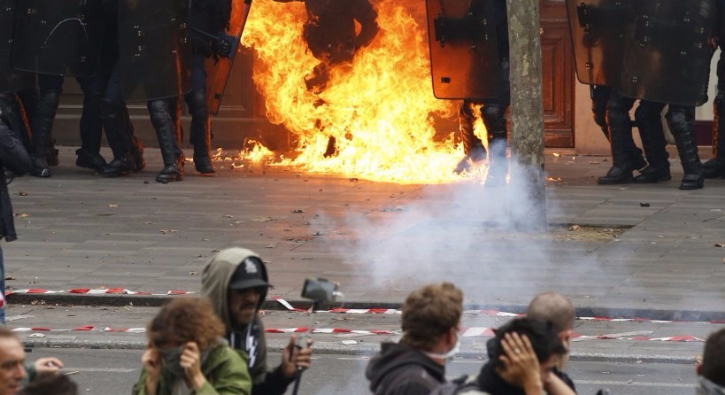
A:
[540,0,574,148]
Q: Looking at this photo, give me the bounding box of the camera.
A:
[301,277,339,303]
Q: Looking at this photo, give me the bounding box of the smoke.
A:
[309,157,592,307]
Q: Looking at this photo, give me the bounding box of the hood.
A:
[201,247,268,332]
[365,342,444,392]
[698,377,725,395]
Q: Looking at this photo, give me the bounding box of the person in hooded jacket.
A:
[201,248,313,395]
[365,282,463,395]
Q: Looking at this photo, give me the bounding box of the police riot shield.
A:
[566,0,632,86]
[117,0,191,102]
[11,0,104,77]
[205,0,252,115]
[0,0,34,93]
[426,0,502,100]
[618,0,717,106]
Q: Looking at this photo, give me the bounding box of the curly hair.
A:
[400,282,463,350]
[147,297,226,349]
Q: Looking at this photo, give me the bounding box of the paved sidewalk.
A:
[3,147,725,359]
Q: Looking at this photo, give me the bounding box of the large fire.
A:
[241,0,487,184]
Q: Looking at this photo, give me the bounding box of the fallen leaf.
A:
[292,209,305,213]
[18,191,27,196]
[568,225,580,231]
[552,153,560,157]
[265,245,275,248]
[108,204,118,208]
[715,243,725,248]
[588,161,600,164]
[14,213,28,217]
[250,217,273,222]
[546,177,562,182]
[188,271,198,275]
[159,229,177,234]
[223,215,234,218]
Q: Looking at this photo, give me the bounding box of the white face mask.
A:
[424,331,460,361]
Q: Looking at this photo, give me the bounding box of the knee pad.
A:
[185,90,208,118]
[665,107,693,134]
[481,105,505,124]
[147,100,171,127]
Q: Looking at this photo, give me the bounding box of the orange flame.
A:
[242,0,487,184]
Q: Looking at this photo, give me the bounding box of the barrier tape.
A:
[5,288,195,296]
[8,325,705,342]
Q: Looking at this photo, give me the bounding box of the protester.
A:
[0,327,64,395]
[132,297,251,395]
[365,282,463,395]
[431,318,567,395]
[0,120,32,323]
[695,328,725,395]
[526,291,577,394]
[201,248,312,395]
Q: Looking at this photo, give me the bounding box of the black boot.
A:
[148,100,184,183]
[598,93,636,184]
[76,148,108,173]
[100,100,136,178]
[30,90,61,178]
[668,106,703,190]
[633,101,671,183]
[186,90,216,174]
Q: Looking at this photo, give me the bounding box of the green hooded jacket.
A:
[201,248,294,395]
[132,343,251,395]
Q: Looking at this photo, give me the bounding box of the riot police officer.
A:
[180,0,236,175]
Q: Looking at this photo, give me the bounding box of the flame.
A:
[242,0,487,184]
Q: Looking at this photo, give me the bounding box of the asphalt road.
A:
[25,348,697,395]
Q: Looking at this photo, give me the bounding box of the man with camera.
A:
[366,282,463,395]
[201,247,313,395]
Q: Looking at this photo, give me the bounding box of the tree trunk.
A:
[506,0,547,232]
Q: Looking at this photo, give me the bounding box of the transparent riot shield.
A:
[618,0,717,106]
[426,0,502,100]
[0,0,33,93]
[117,0,191,102]
[205,0,252,115]
[11,0,104,77]
[566,0,633,86]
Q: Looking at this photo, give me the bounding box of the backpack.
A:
[428,374,489,395]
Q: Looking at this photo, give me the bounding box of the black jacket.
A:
[366,342,446,395]
[0,124,31,241]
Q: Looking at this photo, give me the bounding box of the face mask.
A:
[159,345,186,377]
[424,331,461,361]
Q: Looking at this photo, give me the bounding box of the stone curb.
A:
[8,293,725,322]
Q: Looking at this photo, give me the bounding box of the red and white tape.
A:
[8,325,705,342]
[273,299,724,325]
[6,288,195,296]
